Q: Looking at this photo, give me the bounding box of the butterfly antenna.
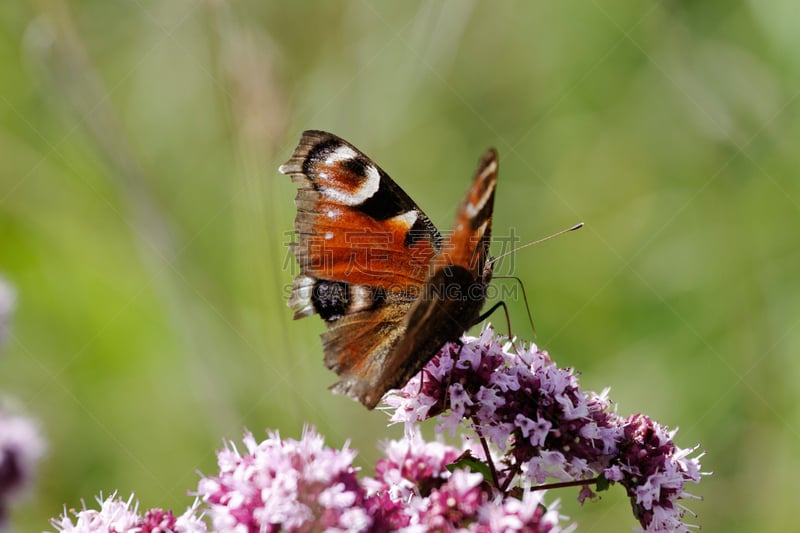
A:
[476,301,513,339]
[486,222,583,339]
[487,222,584,268]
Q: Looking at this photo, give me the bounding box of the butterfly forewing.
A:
[281,131,441,295]
[434,148,497,275]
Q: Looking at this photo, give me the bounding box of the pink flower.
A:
[197,427,369,532]
[47,493,206,533]
[475,491,567,533]
[416,469,486,529]
[367,432,460,501]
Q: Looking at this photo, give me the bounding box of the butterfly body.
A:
[280,131,497,408]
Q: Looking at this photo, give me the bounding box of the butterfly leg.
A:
[476,301,512,340]
[490,275,536,337]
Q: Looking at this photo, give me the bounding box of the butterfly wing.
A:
[280,131,442,406]
[360,148,498,407]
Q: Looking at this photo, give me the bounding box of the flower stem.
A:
[499,460,522,493]
[529,477,600,492]
[471,418,500,489]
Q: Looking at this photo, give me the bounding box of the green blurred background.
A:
[1,1,798,531]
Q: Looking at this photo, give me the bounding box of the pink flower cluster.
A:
[197,428,370,532]
[196,428,568,532]
[386,328,618,484]
[604,414,704,532]
[48,493,206,533]
[45,328,706,533]
[385,327,705,532]
[366,432,565,531]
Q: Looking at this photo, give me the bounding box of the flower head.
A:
[362,432,571,532]
[48,493,206,533]
[384,326,706,532]
[367,432,461,500]
[475,490,568,533]
[0,409,45,526]
[196,426,370,532]
[386,327,617,484]
[604,414,704,532]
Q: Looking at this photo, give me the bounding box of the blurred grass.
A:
[1,1,799,531]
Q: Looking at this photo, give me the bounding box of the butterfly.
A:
[280,130,497,409]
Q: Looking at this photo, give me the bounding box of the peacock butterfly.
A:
[280,130,497,409]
